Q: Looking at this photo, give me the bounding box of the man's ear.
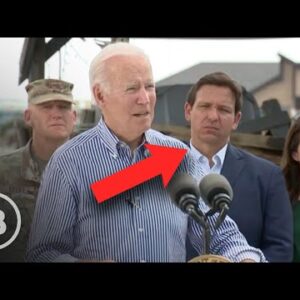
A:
[72,110,77,124]
[24,108,32,127]
[93,84,104,107]
[232,111,242,130]
[184,102,192,122]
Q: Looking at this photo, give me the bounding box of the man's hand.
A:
[77,260,115,263]
[241,259,256,262]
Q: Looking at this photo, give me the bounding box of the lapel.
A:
[221,144,246,188]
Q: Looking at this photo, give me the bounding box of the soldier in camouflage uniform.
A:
[0,79,77,262]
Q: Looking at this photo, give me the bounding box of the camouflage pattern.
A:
[26,78,74,105]
[0,139,42,262]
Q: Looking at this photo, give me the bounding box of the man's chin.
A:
[200,135,221,144]
[142,123,152,133]
[132,124,151,140]
[135,118,152,130]
[47,132,70,142]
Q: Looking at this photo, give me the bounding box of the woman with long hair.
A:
[282,118,300,261]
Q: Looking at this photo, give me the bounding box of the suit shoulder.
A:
[234,146,280,171]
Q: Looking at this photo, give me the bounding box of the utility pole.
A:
[111,38,130,43]
[95,38,130,49]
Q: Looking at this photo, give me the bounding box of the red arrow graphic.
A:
[91,144,187,203]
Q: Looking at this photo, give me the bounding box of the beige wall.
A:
[295,69,300,97]
[253,60,294,114]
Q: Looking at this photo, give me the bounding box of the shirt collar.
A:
[97,117,151,156]
[97,118,120,155]
[190,141,228,167]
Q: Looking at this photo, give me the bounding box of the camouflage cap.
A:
[25,79,75,105]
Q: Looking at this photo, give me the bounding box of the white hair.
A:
[89,42,151,96]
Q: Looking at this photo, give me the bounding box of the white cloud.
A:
[2,37,300,107]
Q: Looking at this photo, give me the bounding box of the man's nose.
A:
[207,107,218,120]
[51,106,63,118]
[137,87,150,104]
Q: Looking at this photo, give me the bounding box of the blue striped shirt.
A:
[190,142,228,179]
[26,119,266,262]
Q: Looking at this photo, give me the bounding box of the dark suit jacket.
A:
[187,144,293,262]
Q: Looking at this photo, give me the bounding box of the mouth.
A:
[203,126,219,133]
[204,126,218,130]
[50,124,66,127]
[132,112,150,117]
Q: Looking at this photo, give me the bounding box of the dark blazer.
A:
[187,144,293,262]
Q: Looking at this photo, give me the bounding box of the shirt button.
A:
[138,228,144,233]
[140,260,146,263]
[144,149,150,157]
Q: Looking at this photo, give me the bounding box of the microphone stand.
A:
[180,195,231,263]
[185,204,211,255]
[214,206,229,229]
[205,193,230,230]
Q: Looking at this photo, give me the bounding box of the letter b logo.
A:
[0,193,21,250]
[0,210,7,235]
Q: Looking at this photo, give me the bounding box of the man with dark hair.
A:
[185,72,293,262]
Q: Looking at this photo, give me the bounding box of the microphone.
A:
[167,172,200,214]
[167,172,211,254]
[199,173,233,229]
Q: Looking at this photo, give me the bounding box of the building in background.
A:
[155,54,300,127]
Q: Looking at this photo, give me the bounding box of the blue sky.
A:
[2,37,300,108]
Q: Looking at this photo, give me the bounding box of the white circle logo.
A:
[0,193,21,250]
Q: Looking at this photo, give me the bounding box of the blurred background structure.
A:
[1,37,299,165]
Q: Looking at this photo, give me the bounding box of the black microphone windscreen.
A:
[167,172,200,206]
[199,173,233,207]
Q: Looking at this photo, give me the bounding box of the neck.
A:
[31,135,68,161]
[105,122,144,153]
[191,140,226,166]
